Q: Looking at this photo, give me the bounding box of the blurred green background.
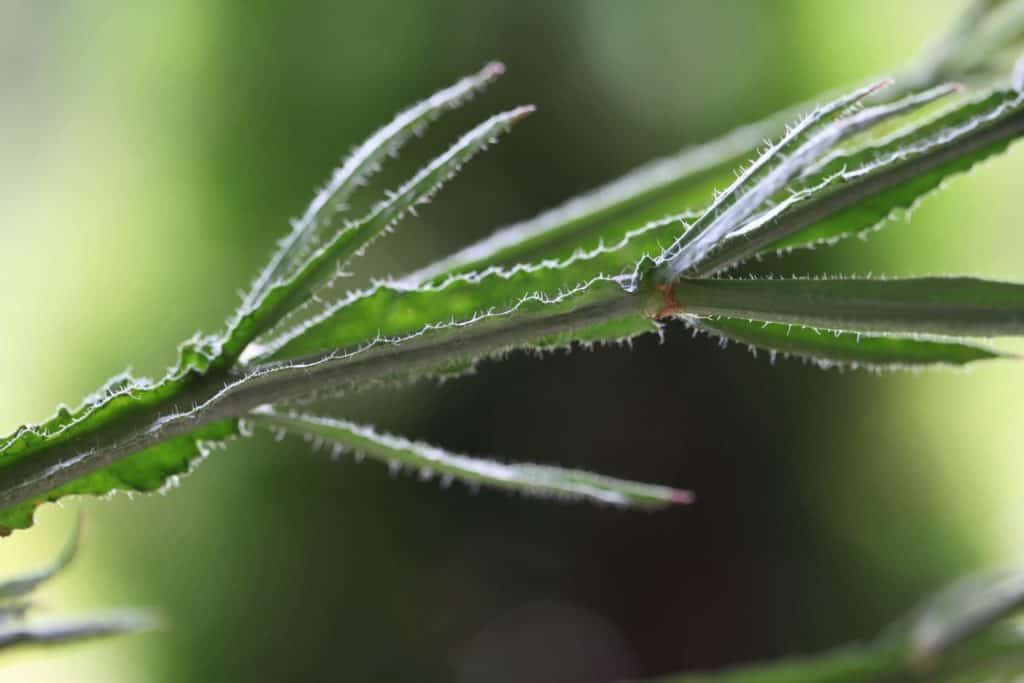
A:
[1,1,1023,681]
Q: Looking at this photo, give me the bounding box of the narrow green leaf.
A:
[0,612,155,652]
[0,516,79,599]
[650,81,890,280]
[643,624,1024,683]
[253,228,666,362]
[696,88,1024,274]
[410,1,1024,282]
[693,317,1005,370]
[673,276,1024,337]
[0,84,530,531]
[224,105,534,365]
[414,79,941,281]
[0,258,636,528]
[406,128,765,283]
[0,341,241,533]
[412,85,942,281]
[231,277,645,401]
[925,623,1024,681]
[251,408,692,508]
[0,421,238,533]
[407,189,704,284]
[932,0,1024,82]
[657,84,960,280]
[254,252,1020,386]
[246,62,506,304]
[908,570,1024,662]
[410,86,957,284]
[411,80,931,283]
[638,645,898,683]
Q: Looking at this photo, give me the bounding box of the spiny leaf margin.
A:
[251,407,693,508]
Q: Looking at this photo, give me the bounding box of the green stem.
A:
[0,290,648,512]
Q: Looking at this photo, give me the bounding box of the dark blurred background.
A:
[2,1,1023,681]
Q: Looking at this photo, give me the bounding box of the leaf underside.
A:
[252,408,693,508]
[691,317,1006,370]
[0,343,240,532]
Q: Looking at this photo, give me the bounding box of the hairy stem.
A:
[0,291,647,511]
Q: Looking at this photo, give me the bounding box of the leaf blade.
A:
[674,276,1024,337]
[908,570,1024,662]
[639,645,897,683]
[224,105,534,364]
[0,342,241,533]
[409,1,1024,283]
[251,408,692,508]
[696,88,1024,274]
[246,62,506,304]
[256,234,660,362]
[0,612,155,652]
[693,317,1006,370]
[404,133,750,283]
[657,84,962,280]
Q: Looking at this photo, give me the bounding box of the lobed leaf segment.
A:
[0,518,154,652]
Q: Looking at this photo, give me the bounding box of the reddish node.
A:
[654,283,685,319]
[669,489,696,505]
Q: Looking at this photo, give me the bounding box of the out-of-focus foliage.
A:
[645,567,1024,682]
[0,519,150,655]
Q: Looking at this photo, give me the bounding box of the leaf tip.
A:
[511,104,537,120]
[482,61,506,79]
[867,77,896,95]
[669,488,696,505]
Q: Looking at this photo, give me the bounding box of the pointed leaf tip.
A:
[226,99,535,365]
[511,104,537,119]
[482,61,506,78]
[670,489,696,505]
[867,77,896,95]
[234,59,511,331]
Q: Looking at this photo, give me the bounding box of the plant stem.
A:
[0,291,648,512]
